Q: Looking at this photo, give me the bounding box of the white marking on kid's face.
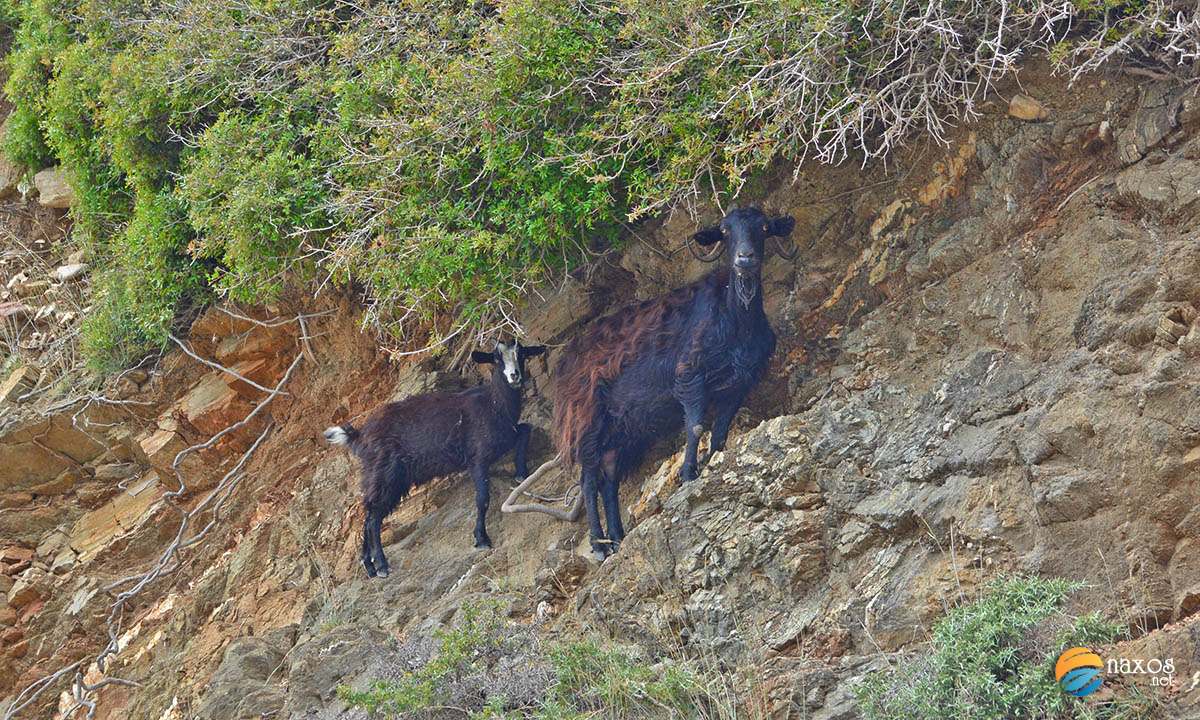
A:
[498,343,521,386]
[324,426,348,445]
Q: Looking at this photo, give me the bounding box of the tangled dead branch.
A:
[1,309,322,720]
[502,454,583,522]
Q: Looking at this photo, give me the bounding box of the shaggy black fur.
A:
[553,207,795,557]
[326,341,545,577]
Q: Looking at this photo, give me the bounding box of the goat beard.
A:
[733,269,759,309]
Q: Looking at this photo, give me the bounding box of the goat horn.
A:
[771,235,799,260]
[501,454,583,521]
[686,236,725,263]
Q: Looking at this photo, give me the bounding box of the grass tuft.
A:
[337,600,734,720]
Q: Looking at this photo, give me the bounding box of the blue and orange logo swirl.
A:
[1056,647,1103,697]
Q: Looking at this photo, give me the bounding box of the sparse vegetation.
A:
[337,600,734,719]
[1,0,1197,371]
[855,576,1153,720]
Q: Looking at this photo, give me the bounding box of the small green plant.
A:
[855,575,1144,720]
[542,640,711,719]
[338,600,729,719]
[337,599,507,716]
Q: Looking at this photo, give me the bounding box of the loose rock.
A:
[50,263,87,282]
[0,366,38,404]
[32,166,75,208]
[6,567,48,609]
[1008,93,1049,121]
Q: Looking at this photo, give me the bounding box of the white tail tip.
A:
[324,426,349,445]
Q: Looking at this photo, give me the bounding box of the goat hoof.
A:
[475,535,493,549]
[364,565,377,578]
[680,465,697,482]
[376,567,390,578]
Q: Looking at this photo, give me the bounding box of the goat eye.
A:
[721,226,729,236]
[762,222,770,233]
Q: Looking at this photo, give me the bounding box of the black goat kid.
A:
[325,340,546,577]
[554,207,796,557]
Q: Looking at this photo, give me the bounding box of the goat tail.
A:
[324,423,359,447]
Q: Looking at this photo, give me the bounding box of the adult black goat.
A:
[553,207,796,558]
[325,340,546,577]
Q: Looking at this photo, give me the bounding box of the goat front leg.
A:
[366,506,389,578]
[360,510,377,578]
[710,390,749,453]
[675,374,707,482]
[512,423,532,481]
[472,463,493,548]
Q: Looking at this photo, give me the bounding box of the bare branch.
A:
[501,455,583,521]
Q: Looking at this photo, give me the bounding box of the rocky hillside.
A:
[4,65,1200,719]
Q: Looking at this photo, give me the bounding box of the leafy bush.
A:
[41,39,130,243]
[337,600,730,719]
[1,0,68,169]
[855,576,1148,720]
[81,190,205,372]
[2,0,1198,371]
[179,110,328,302]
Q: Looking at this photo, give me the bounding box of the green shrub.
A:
[42,39,130,243]
[100,48,189,189]
[0,0,18,27]
[3,0,1197,373]
[321,0,626,333]
[1,103,48,170]
[855,576,1143,720]
[1,0,69,169]
[179,110,329,303]
[81,189,205,372]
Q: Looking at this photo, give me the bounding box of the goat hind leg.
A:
[581,465,612,558]
[600,452,625,549]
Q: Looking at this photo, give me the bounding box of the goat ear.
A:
[521,345,547,358]
[768,215,796,238]
[692,225,723,246]
[471,350,495,365]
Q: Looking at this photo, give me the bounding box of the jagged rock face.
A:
[587,416,829,653]
[7,67,1200,719]
[574,71,1200,715]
